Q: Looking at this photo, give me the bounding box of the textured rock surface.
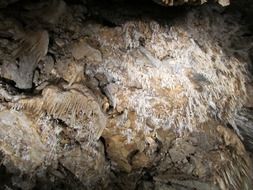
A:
[0,0,230,8]
[152,0,229,6]
[0,0,253,190]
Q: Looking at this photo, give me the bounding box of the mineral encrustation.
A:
[0,0,252,190]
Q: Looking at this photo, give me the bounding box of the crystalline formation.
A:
[0,0,253,189]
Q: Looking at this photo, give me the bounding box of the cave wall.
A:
[0,0,253,190]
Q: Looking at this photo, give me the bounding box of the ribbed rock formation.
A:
[0,0,252,189]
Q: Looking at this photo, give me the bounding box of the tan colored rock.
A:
[245,83,253,107]
[218,0,230,6]
[71,38,103,63]
[0,110,48,173]
[17,83,106,141]
[59,142,108,185]
[0,1,252,190]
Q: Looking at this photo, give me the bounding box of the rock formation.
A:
[0,0,252,189]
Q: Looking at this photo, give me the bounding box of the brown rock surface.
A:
[0,0,252,190]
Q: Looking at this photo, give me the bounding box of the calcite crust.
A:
[0,0,252,190]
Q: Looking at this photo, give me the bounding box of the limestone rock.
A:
[71,38,103,62]
[17,83,107,141]
[0,29,49,89]
[0,110,47,173]
[0,1,252,190]
[218,0,230,6]
[59,142,108,186]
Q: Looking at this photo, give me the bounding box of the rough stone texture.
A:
[0,0,230,8]
[152,0,229,6]
[0,0,253,190]
[0,30,49,89]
